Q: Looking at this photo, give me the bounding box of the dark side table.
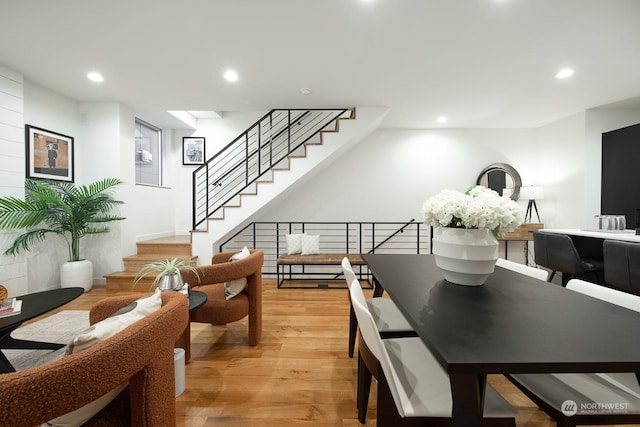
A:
[176,289,207,362]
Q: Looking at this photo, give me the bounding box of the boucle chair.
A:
[0,291,189,427]
[181,249,264,346]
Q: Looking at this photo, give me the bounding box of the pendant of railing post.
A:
[192,168,197,229]
[245,132,249,184]
[288,110,291,153]
[417,223,420,254]
[257,120,261,176]
[269,113,273,167]
[372,223,375,254]
[204,165,209,222]
[253,222,257,249]
[345,223,349,253]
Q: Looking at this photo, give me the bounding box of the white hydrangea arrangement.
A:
[421,185,522,238]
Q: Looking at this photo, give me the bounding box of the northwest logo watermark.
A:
[561,400,629,417]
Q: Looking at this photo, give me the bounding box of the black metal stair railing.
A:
[217,220,431,281]
[192,108,351,229]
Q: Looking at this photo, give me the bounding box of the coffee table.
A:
[0,287,84,373]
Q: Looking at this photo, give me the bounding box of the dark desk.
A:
[0,287,84,373]
[362,253,640,427]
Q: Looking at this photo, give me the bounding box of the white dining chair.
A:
[341,257,415,358]
[507,278,640,427]
[348,277,517,425]
[496,257,549,281]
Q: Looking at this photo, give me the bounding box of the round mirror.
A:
[476,163,522,201]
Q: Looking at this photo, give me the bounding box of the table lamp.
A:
[520,186,544,223]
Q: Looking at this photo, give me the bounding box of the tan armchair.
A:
[181,249,264,346]
[0,292,189,427]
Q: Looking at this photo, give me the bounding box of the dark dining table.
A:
[0,287,84,373]
[362,253,640,427]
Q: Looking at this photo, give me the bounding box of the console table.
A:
[499,223,543,265]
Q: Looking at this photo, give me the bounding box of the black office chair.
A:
[533,231,604,286]
[603,239,640,296]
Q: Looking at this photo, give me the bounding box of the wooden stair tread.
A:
[105,235,195,291]
[123,254,197,261]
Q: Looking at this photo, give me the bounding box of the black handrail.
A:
[192,109,351,230]
[367,219,416,254]
[217,220,430,284]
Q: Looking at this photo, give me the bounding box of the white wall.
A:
[255,128,540,223]
[0,64,27,296]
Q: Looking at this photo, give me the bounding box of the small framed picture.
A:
[25,125,74,182]
[183,137,205,165]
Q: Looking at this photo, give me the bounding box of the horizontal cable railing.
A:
[218,220,432,279]
[192,109,351,229]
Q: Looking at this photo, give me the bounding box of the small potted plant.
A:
[133,258,200,291]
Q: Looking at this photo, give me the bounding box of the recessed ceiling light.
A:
[437,116,447,123]
[555,68,575,79]
[87,72,104,82]
[224,69,239,82]
[300,88,312,95]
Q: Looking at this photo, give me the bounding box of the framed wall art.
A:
[183,136,206,165]
[25,125,74,182]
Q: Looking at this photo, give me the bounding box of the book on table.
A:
[0,298,22,318]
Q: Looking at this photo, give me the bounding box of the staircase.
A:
[190,106,390,263]
[104,235,196,291]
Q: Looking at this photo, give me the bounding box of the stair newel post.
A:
[287,110,291,153]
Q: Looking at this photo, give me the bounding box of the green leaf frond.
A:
[0,197,47,228]
[4,228,65,256]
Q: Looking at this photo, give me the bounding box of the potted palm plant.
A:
[133,258,199,291]
[0,178,125,291]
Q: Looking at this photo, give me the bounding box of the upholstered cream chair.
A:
[342,257,415,358]
[348,276,517,425]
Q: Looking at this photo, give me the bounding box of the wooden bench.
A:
[276,253,368,288]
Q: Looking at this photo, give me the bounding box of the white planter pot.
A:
[60,259,93,292]
[432,228,499,286]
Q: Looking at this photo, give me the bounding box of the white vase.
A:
[60,259,93,292]
[432,228,499,286]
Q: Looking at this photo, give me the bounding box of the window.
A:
[135,118,162,186]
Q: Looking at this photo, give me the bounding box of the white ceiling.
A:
[1,0,639,129]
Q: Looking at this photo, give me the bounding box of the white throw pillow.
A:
[224,247,251,300]
[66,289,162,354]
[44,289,163,427]
[300,234,320,255]
[286,233,305,255]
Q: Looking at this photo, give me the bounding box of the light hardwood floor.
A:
[36,280,624,427]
